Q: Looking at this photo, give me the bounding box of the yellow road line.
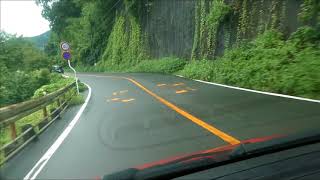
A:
[157,83,167,87]
[83,74,240,145]
[121,98,135,103]
[176,90,188,94]
[120,90,128,94]
[125,77,240,145]
[173,82,184,86]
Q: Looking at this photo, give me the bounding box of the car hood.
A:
[100,135,282,180]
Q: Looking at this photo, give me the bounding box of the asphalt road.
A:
[1,73,320,179]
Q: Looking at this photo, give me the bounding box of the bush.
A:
[69,94,85,106]
[78,82,88,92]
[33,75,74,98]
[1,71,38,105]
[0,67,54,107]
[128,57,187,73]
[32,68,51,85]
[79,57,187,73]
[179,29,320,99]
[178,60,215,81]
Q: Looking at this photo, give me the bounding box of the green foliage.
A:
[0,78,79,158]
[33,0,319,101]
[0,32,51,71]
[38,0,120,66]
[237,0,249,42]
[289,26,320,48]
[192,0,231,59]
[269,0,280,30]
[257,0,266,35]
[98,14,146,71]
[0,125,11,162]
[206,0,231,57]
[78,82,88,92]
[36,0,319,66]
[0,62,10,106]
[101,16,127,67]
[43,32,60,65]
[16,110,43,133]
[0,68,53,107]
[36,0,82,35]
[69,94,85,106]
[76,57,187,74]
[0,72,75,157]
[248,0,258,36]
[24,31,50,50]
[128,57,187,74]
[236,0,288,42]
[33,75,74,98]
[299,0,320,26]
[34,69,51,85]
[180,29,320,99]
[178,60,215,81]
[191,1,201,60]
[279,0,287,32]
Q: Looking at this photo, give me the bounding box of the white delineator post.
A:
[68,60,79,94]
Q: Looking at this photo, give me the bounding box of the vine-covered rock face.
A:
[102,0,314,61]
[190,0,306,60]
[121,0,196,60]
[36,0,317,67]
[99,15,147,71]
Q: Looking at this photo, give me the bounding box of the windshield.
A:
[0,0,319,179]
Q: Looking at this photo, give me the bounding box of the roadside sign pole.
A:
[68,59,80,95]
[60,41,79,95]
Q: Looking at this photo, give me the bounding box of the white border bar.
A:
[176,75,320,103]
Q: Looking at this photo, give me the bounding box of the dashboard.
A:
[175,142,320,179]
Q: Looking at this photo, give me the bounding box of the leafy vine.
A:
[192,0,231,59]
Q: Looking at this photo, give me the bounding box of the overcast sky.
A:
[0,0,50,37]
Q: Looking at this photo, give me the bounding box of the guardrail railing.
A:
[0,82,76,165]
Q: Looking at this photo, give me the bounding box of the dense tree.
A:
[0,36,50,71]
[36,0,120,65]
[0,31,51,106]
[36,0,82,36]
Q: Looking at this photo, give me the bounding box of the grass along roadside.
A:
[127,57,187,73]
[73,57,187,74]
[178,28,320,100]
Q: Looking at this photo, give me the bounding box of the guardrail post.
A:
[0,82,76,165]
[63,94,66,103]
[10,123,17,139]
[57,98,61,107]
[43,106,48,121]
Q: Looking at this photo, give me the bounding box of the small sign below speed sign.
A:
[60,42,70,51]
[62,51,71,60]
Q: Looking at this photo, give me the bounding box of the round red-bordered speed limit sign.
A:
[60,42,70,51]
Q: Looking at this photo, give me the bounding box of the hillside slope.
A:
[25,31,50,50]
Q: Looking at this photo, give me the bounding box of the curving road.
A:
[1,73,320,179]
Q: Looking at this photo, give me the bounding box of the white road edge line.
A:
[23,83,92,180]
[175,75,320,103]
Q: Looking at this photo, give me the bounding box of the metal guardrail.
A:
[0,82,76,165]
